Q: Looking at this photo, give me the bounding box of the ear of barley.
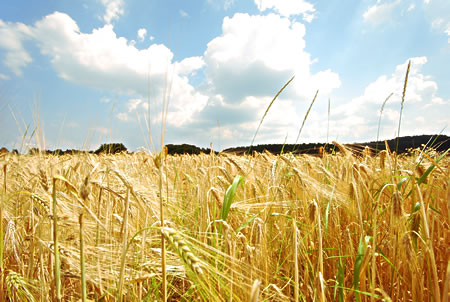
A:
[39,169,49,192]
[249,279,261,302]
[379,150,387,169]
[6,270,36,302]
[392,191,403,218]
[31,193,51,218]
[332,141,349,157]
[79,175,90,201]
[161,227,203,275]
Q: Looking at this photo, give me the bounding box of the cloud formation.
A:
[100,0,124,24]
[137,28,147,41]
[0,12,208,130]
[0,20,33,75]
[363,0,401,26]
[0,5,448,149]
[255,0,315,21]
[332,57,448,140]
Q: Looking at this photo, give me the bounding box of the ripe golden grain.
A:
[161,227,204,275]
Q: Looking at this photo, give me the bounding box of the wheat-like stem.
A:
[52,177,61,301]
[293,218,299,302]
[159,152,167,301]
[118,188,130,302]
[79,212,87,302]
[416,184,441,302]
[315,200,325,302]
[0,164,6,302]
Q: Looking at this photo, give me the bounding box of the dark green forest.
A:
[1,134,448,156]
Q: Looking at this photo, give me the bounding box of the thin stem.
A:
[118,188,130,302]
[160,155,167,301]
[293,219,299,302]
[52,177,61,301]
[0,164,6,302]
[79,212,87,302]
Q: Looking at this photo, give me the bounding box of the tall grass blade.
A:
[376,93,393,152]
[294,90,319,149]
[353,235,367,302]
[219,175,244,222]
[249,76,295,153]
[336,259,345,302]
[417,149,448,185]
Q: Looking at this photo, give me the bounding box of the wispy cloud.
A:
[179,10,189,18]
[255,0,316,21]
[363,0,401,26]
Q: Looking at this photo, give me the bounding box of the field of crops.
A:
[0,145,448,301]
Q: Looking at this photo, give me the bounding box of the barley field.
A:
[0,145,448,301]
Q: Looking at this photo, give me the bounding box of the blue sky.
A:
[0,0,449,152]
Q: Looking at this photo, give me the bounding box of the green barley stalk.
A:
[249,75,295,153]
[395,60,411,155]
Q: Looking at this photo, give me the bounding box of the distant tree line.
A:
[1,135,448,156]
[223,135,450,155]
[25,143,129,155]
[165,144,215,155]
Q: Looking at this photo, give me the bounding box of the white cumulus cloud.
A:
[0,12,208,129]
[332,57,449,141]
[204,13,340,101]
[186,13,341,146]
